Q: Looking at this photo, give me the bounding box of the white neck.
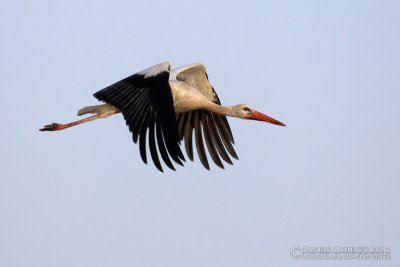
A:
[204,102,240,118]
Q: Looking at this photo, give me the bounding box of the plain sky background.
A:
[1,0,399,266]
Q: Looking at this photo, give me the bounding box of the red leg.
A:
[39,109,121,131]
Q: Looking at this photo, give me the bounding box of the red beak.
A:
[250,111,286,126]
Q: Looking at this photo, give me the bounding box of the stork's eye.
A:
[243,107,251,112]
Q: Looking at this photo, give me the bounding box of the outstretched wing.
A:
[172,64,238,170]
[94,62,185,172]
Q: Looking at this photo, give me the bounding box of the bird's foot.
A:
[39,123,67,131]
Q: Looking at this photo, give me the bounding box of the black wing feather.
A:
[156,117,175,171]
[203,112,224,169]
[139,106,152,164]
[139,124,148,164]
[207,113,233,165]
[148,115,163,172]
[183,111,194,161]
[194,111,210,170]
[214,115,238,159]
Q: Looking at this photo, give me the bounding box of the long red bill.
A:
[250,111,286,126]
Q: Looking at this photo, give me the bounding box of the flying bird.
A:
[40,62,285,172]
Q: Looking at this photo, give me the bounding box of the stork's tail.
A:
[77,105,98,116]
[77,103,118,116]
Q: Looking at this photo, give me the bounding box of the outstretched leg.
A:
[39,109,121,131]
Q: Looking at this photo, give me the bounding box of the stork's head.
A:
[234,104,286,126]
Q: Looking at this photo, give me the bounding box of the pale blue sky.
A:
[1,0,399,266]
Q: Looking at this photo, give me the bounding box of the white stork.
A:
[40,62,285,172]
